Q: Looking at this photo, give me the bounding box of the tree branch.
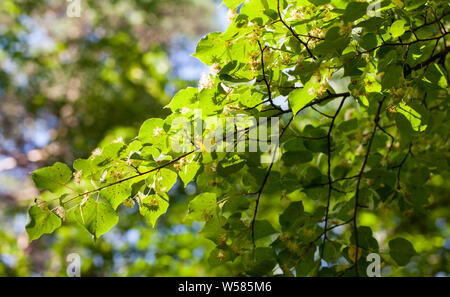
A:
[320,97,347,262]
[352,95,386,276]
[277,0,316,59]
[257,40,282,111]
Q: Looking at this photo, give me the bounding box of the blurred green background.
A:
[0,0,230,276]
[0,0,448,276]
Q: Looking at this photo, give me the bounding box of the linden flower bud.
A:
[122,198,135,209]
[113,136,124,143]
[210,63,221,75]
[345,108,355,121]
[355,144,364,156]
[180,107,191,115]
[250,58,259,73]
[222,105,233,115]
[53,206,65,220]
[388,105,397,113]
[218,234,227,246]
[81,193,89,206]
[339,22,352,35]
[312,72,321,84]
[264,24,275,31]
[217,250,225,260]
[73,170,82,184]
[324,4,334,11]
[286,240,298,252]
[296,56,305,68]
[137,191,147,202]
[147,196,159,207]
[126,157,134,166]
[310,28,324,39]
[152,126,163,137]
[281,55,291,65]
[91,147,102,157]
[199,73,215,90]
[291,9,305,20]
[308,86,316,96]
[178,157,187,166]
[317,83,327,96]
[35,197,45,210]
[226,9,237,22]
[386,140,392,149]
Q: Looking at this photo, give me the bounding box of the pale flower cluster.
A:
[199,73,215,90]
[153,126,163,137]
[227,9,237,22]
[91,147,102,157]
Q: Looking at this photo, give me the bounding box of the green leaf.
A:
[288,81,315,114]
[100,180,134,210]
[295,246,316,276]
[138,118,165,144]
[396,103,427,132]
[389,237,416,266]
[253,220,277,240]
[217,154,246,176]
[73,158,92,175]
[26,204,62,242]
[343,2,369,22]
[323,241,340,263]
[91,142,125,167]
[282,150,313,164]
[390,20,406,38]
[219,73,256,86]
[394,113,414,138]
[222,0,243,9]
[201,216,227,244]
[192,32,227,66]
[179,161,201,185]
[31,162,72,193]
[186,192,217,222]
[308,0,330,5]
[279,201,304,230]
[165,87,198,112]
[149,168,178,194]
[350,226,379,251]
[71,198,119,239]
[242,247,277,276]
[139,193,170,227]
[381,64,403,89]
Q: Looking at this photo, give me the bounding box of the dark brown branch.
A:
[320,97,347,262]
[277,0,316,59]
[257,40,282,111]
[60,151,196,206]
[352,95,386,276]
[404,46,449,76]
[251,114,294,249]
[392,142,413,190]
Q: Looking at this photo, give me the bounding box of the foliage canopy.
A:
[26,0,449,276]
